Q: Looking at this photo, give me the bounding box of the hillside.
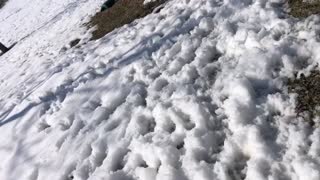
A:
[0,0,320,180]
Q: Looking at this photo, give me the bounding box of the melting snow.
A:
[0,0,320,180]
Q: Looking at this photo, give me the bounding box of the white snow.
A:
[0,0,320,179]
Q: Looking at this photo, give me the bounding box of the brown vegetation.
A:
[288,0,320,18]
[288,70,320,126]
[88,0,166,40]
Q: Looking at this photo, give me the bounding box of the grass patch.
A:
[0,0,8,9]
[288,70,320,126]
[88,0,166,40]
[288,0,320,18]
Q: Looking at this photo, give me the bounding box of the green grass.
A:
[289,0,320,18]
[87,0,166,40]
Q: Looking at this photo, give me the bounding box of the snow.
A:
[0,0,320,179]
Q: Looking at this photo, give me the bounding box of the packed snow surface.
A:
[0,0,320,179]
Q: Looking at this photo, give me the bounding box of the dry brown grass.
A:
[288,70,320,126]
[88,0,166,40]
[289,0,320,18]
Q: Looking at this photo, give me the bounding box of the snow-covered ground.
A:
[0,0,320,179]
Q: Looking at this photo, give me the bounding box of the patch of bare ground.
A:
[88,0,167,40]
[0,0,8,9]
[289,0,320,18]
[288,70,320,126]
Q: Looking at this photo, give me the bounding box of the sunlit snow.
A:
[0,0,320,180]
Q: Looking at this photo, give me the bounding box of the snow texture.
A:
[0,0,320,180]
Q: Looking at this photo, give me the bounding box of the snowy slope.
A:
[0,0,320,180]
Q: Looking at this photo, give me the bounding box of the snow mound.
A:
[0,0,320,180]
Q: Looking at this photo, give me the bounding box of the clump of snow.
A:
[144,0,158,4]
[0,0,320,179]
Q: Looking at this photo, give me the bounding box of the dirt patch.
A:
[288,70,320,126]
[69,38,81,48]
[0,0,8,9]
[288,0,320,18]
[88,0,167,40]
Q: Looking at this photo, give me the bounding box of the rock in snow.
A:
[0,0,320,180]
